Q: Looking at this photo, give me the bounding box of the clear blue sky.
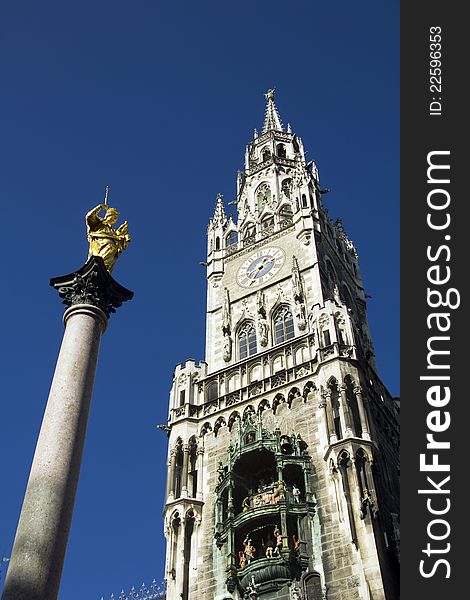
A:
[0,1,399,598]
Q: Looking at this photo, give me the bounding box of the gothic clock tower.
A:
[162,91,399,600]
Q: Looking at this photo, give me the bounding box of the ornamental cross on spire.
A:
[262,88,284,133]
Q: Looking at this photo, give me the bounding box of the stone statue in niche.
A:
[258,317,269,347]
[223,334,232,362]
[333,284,342,306]
[222,288,233,361]
[217,462,226,483]
[292,257,307,331]
[256,290,269,346]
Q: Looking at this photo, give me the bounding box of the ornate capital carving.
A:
[50,255,133,319]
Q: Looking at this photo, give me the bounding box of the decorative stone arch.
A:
[257,398,271,415]
[272,392,285,414]
[168,509,181,580]
[242,221,256,240]
[302,381,316,401]
[200,422,212,437]
[242,405,256,422]
[227,411,241,431]
[278,201,293,219]
[213,416,227,437]
[287,387,301,408]
[260,210,275,230]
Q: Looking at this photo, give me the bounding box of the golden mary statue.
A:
[86,186,131,272]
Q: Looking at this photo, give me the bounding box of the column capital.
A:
[50,255,133,320]
[353,385,363,396]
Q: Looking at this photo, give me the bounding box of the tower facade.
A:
[162,92,399,600]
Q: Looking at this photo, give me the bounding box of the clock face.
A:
[237,247,285,287]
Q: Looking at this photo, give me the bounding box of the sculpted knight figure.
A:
[86,196,130,272]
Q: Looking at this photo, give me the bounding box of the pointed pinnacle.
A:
[212,193,227,224]
[262,88,284,133]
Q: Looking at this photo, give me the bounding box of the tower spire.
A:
[212,192,227,225]
[262,88,283,133]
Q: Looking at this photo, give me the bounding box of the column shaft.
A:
[2,305,107,600]
[181,446,190,495]
[325,393,337,443]
[355,387,371,440]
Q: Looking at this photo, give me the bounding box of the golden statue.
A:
[86,186,131,272]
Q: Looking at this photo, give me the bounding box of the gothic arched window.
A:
[256,183,272,213]
[274,306,295,344]
[243,224,256,239]
[226,231,238,246]
[277,143,286,158]
[262,147,271,162]
[238,322,257,359]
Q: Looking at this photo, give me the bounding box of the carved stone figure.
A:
[217,462,225,483]
[223,334,232,362]
[258,318,269,347]
[222,288,231,335]
[86,193,130,272]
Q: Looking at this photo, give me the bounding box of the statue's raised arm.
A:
[86,197,131,273]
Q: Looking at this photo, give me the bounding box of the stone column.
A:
[167,449,177,499]
[339,384,353,437]
[181,444,190,496]
[324,392,337,443]
[1,256,132,600]
[354,386,371,440]
[318,397,330,442]
[196,447,204,500]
